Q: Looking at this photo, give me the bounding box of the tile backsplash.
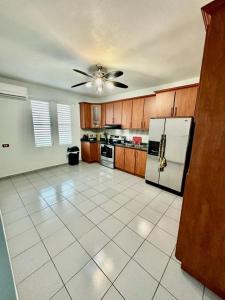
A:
[81,129,149,143]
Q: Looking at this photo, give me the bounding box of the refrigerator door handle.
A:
[159,134,167,172]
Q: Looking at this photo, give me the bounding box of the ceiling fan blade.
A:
[104,70,123,79]
[71,82,89,88]
[73,69,93,78]
[110,81,128,88]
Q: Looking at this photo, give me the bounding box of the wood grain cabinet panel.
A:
[131,98,145,129]
[105,103,114,124]
[115,146,125,169]
[113,101,122,124]
[81,142,99,163]
[135,150,147,177]
[122,100,133,129]
[101,103,106,127]
[174,86,198,117]
[155,91,175,117]
[79,103,91,129]
[176,2,225,298]
[124,148,136,173]
[142,96,156,130]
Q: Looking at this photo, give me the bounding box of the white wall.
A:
[0,76,95,178]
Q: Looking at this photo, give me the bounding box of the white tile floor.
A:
[0,162,222,300]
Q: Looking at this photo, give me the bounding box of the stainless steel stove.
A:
[100,143,115,169]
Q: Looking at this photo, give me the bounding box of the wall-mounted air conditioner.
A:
[0,82,28,100]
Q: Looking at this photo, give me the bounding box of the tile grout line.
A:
[6,164,183,300]
[10,175,73,300]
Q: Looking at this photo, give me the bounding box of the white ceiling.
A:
[0,0,208,97]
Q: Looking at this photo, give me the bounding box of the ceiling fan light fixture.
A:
[105,81,114,89]
[86,82,92,88]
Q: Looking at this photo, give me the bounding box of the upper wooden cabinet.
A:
[155,91,175,117]
[174,86,198,117]
[91,104,101,128]
[131,98,145,129]
[113,101,122,124]
[122,100,132,129]
[142,96,156,130]
[105,102,114,124]
[79,103,91,129]
[105,101,122,124]
[101,103,106,127]
[80,84,198,129]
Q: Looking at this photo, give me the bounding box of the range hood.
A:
[104,124,121,129]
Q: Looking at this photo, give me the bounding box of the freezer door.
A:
[145,118,165,183]
[159,118,192,192]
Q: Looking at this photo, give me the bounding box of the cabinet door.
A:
[79,103,91,129]
[105,103,114,124]
[124,148,136,173]
[155,91,175,117]
[174,86,198,117]
[131,98,144,129]
[122,100,132,129]
[135,150,147,177]
[81,142,91,162]
[142,96,156,130]
[91,105,101,128]
[113,101,122,124]
[90,143,100,162]
[115,146,125,169]
[101,104,106,128]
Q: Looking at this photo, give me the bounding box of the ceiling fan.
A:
[71,65,128,93]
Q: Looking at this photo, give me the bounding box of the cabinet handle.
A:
[171,107,173,116]
[175,107,177,116]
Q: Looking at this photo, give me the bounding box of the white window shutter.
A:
[31,100,52,147]
[57,104,72,145]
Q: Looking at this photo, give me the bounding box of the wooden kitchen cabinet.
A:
[79,103,91,129]
[124,148,136,173]
[135,150,147,177]
[142,95,156,130]
[91,104,101,128]
[176,2,225,298]
[131,98,145,129]
[81,142,99,163]
[105,102,114,124]
[113,101,122,124]
[122,100,133,129]
[101,103,106,127]
[115,146,125,169]
[155,91,175,117]
[174,86,198,117]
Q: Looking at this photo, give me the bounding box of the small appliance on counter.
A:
[145,117,193,195]
[133,136,142,145]
[81,134,97,142]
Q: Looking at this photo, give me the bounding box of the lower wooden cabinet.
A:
[135,150,147,177]
[115,146,147,177]
[124,148,136,173]
[81,142,99,163]
[115,146,125,169]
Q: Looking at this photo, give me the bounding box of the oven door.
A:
[101,145,114,162]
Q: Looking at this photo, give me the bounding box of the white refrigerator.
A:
[145,117,193,194]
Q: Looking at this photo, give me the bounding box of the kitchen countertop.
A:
[115,144,148,152]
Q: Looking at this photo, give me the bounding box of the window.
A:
[57,104,72,145]
[31,100,52,147]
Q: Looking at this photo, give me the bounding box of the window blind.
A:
[31,100,52,147]
[57,104,72,145]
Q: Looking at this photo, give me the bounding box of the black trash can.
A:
[67,146,79,165]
